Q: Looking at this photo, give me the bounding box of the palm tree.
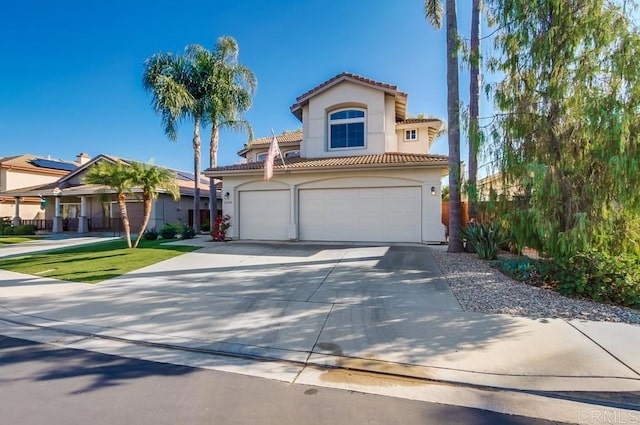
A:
[424,0,464,252]
[129,161,180,248]
[468,0,481,221]
[83,160,134,248]
[143,52,204,232]
[186,37,257,227]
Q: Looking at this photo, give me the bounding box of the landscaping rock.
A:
[432,251,640,324]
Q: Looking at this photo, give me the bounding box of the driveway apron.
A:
[1,241,639,393]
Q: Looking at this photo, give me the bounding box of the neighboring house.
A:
[477,172,521,201]
[1,154,218,233]
[0,153,86,223]
[206,72,448,243]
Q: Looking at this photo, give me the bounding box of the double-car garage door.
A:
[239,187,421,243]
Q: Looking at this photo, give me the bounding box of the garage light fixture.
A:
[224,192,230,200]
[431,186,436,196]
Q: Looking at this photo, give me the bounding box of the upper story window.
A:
[405,129,418,141]
[256,152,268,161]
[328,108,366,150]
[284,150,300,158]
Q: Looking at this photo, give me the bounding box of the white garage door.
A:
[239,190,289,240]
[299,187,421,242]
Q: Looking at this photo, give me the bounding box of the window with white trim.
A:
[284,150,300,158]
[328,108,366,149]
[404,129,418,141]
[256,152,268,161]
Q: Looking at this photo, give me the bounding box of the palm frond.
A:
[424,0,443,29]
[214,36,239,64]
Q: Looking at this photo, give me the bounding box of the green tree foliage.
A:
[186,37,256,229]
[487,0,640,258]
[143,50,203,232]
[84,160,181,249]
[143,37,256,233]
[467,0,482,220]
[83,160,135,248]
[129,161,180,248]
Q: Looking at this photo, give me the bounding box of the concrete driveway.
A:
[1,240,639,399]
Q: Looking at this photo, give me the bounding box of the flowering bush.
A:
[211,214,231,241]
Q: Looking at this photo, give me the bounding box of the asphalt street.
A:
[0,335,563,425]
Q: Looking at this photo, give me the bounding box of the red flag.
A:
[263,134,280,180]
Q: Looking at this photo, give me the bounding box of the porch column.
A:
[77,196,89,234]
[52,195,63,233]
[12,197,21,226]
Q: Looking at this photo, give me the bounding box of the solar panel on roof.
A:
[176,171,195,181]
[31,158,77,172]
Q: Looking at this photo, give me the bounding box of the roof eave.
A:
[205,161,448,178]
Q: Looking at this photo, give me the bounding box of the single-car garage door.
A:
[239,190,289,240]
[299,187,421,242]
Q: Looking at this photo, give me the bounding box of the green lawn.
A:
[0,236,41,245]
[0,239,199,284]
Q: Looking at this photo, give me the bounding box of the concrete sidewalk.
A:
[0,238,639,423]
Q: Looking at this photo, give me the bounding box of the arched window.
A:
[328,108,365,149]
[284,150,300,158]
[256,152,268,161]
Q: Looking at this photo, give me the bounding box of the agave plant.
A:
[461,221,509,260]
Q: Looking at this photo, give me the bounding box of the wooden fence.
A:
[441,201,469,236]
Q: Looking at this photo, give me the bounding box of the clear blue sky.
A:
[0,0,485,173]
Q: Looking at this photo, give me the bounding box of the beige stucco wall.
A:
[395,125,431,154]
[478,173,521,201]
[2,168,63,191]
[219,167,446,243]
[384,95,398,152]
[0,201,43,220]
[301,81,389,158]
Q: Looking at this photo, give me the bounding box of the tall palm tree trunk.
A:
[117,193,132,248]
[134,194,153,248]
[468,0,481,221]
[209,125,219,230]
[192,117,201,233]
[446,0,464,252]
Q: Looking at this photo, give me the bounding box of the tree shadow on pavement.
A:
[0,336,196,394]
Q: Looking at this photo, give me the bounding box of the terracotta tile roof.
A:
[294,72,406,103]
[207,152,448,175]
[238,131,303,154]
[397,118,442,125]
[290,72,408,121]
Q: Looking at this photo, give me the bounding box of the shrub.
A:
[542,251,640,309]
[211,214,231,241]
[492,257,544,285]
[181,226,196,240]
[159,223,179,239]
[12,224,36,235]
[143,228,159,240]
[0,217,11,234]
[201,222,210,232]
[460,221,508,260]
[3,226,15,236]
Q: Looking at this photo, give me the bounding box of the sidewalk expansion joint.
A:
[566,320,640,377]
[304,251,346,302]
[2,314,640,411]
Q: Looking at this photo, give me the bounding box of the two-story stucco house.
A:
[3,154,216,233]
[0,153,84,223]
[205,72,448,243]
